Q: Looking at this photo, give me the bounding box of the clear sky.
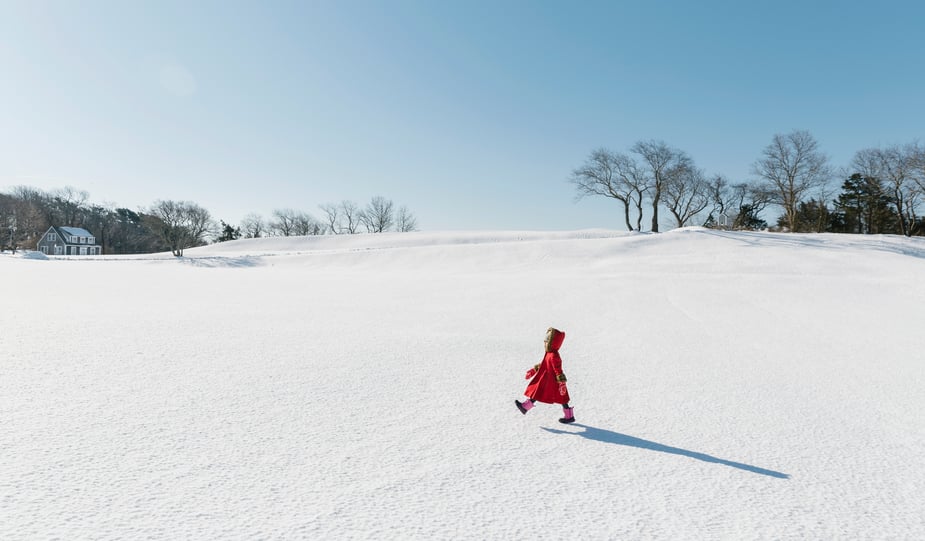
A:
[2,0,923,231]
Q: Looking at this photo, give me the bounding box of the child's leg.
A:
[515,398,535,414]
[559,403,575,424]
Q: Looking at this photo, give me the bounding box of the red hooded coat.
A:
[524,328,570,404]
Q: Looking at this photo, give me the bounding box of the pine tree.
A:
[834,174,866,234]
[733,204,767,231]
[786,199,833,232]
[217,220,241,242]
[833,174,896,234]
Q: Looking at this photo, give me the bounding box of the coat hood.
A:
[545,327,565,352]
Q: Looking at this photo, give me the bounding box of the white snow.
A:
[2,228,924,539]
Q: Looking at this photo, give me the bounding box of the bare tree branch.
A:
[361,196,394,233]
[632,140,689,232]
[852,144,921,236]
[396,205,418,232]
[752,130,831,232]
[319,203,341,234]
[663,165,710,228]
[146,200,215,257]
[240,213,268,238]
[340,200,361,234]
[570,147,646,231]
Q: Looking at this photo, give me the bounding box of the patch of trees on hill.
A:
[572,131,925,236]
[0,188,418,256]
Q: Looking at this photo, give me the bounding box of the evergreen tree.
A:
[110,208,166,254]
[217,220,241,242]
[785,199,834,232]
[733,204,768,231]
[833,174,896,234]
[834,174,866,234]
[703,213,718,229]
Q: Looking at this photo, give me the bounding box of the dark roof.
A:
[59,227,95,237]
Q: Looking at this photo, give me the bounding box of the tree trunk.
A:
[651,195,660,232]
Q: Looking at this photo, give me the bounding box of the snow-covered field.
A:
[2,228,924,540]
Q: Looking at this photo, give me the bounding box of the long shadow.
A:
[542,424,789,479]
[180,256,263,268]
[701,229,925,260]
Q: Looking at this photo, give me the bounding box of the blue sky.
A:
[2,0,923,231]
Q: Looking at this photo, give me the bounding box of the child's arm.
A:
[553,357,567,382]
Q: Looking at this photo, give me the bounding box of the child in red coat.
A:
[515,327,575,424]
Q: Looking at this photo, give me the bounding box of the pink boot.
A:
[559,406,575,424]
[515,399,535,415]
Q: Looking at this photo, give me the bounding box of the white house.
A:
[36,226,102,256]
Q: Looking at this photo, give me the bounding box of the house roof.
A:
[59,227,94,237]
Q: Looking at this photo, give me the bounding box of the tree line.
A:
[571,130,925,236]
[0,188,418,256]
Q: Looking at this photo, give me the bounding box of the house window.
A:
[48,233,57,241]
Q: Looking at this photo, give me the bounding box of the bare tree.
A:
[4,186,48,249]
[319,201,366,234]
[733,184,774,230]
[50,186,90,226]
[632,140,690,232]
[662,164,710,228]
[292,212,325,236]
[912,144,925,234]
[706,175,733,223]
[270,209,324,236]
[340,200,362,234]
[570,148,647,231]
[395,205,418,232]
[270,209,299,237]
[84,203,116,251]
[912,142,925,193]
[705,177,774,230]
[752,130,831,232]
[240,213,268,238]
[361,196,394,233]
[0,193,16,251]
[319,203,340,234]
[146,200,215,257]
[852,144,921,236]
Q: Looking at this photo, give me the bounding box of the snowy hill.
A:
[3,229,924,539]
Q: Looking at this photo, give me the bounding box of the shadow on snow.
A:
[179,256,263,268]
[542,424,789,479]
[700,229,925,260]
